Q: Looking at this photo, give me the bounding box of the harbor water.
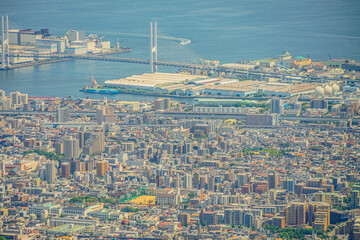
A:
[0,0,360,101]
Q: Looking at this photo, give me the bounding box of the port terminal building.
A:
[104,72,318,97]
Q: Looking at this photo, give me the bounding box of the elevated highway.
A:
[0,110,358,123]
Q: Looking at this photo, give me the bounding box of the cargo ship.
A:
[80,75,120,94]
[81,87,119,94]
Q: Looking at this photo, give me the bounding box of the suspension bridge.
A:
[0,16,341,82]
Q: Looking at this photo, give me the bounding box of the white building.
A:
[65,46,87,55]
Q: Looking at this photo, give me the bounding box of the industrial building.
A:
[104,72,318,98]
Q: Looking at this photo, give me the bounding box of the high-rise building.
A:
[70,160,81,174]
[237,173,250,187]
[54,142,64,155]
[61,162,70,179]
[96,106,117,124]
[0,90,5,100]
[287,202,308,226]
[272,216,285,229]
[244,213,254,228]
[310,99,328,109]
[178,213,191,227]
[268,172,279,189]
[96,160,108,177]
[83,131,105,155]
[313,203,330,232]
[183,173,193,189]
[225,209,244,226]
[10,92,20,105]
[200,209,217,226]
[271,98,284,115]
[76,131,85,148]
[64,136,80,159]
[0,98,11,110]
[246,114,279,126]
[283,179,296,192]
[295,183,306,195]
[56,107,70,122]
[208,176,216,192]
[45,161,55,184]
[269,189,277,202]
[200,175,207,189]
[350,190,360,209]
[85,160,95,171]
[154,98,171,110]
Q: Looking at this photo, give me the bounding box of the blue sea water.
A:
[0,0,360,100]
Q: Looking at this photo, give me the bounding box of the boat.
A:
[81,88,119,94]
[80,75,120,94]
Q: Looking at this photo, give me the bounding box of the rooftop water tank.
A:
[315,86,325,97]
[332,84,340,93]
[324,85,332,96]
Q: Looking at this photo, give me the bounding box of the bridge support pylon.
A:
[1,15,10,69]
[150,21,157,73]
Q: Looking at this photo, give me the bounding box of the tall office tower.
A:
[45,161,55,184]
[61,162,70,179]
[64,136,80,159]
[183,173,193,189]
[56,107,70,122]
[268,172,279,189]
[96,160,108,177]
[271,98,284,115]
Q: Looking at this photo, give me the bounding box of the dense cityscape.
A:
[1,1,360,240]
[0,64,359,239]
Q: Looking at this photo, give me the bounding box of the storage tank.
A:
[324,85,332,96]
[315,86,325,97]
[332,84,340,93]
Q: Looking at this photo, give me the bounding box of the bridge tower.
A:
[1,15,10,69]
[150,21,158,73]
